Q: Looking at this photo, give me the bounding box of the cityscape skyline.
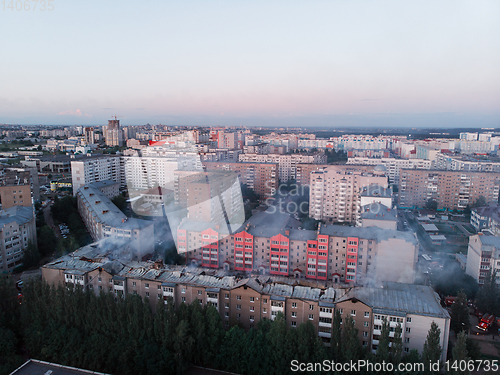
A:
[1,0,499,127]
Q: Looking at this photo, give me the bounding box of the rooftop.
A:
[10,359,110,375]
[0,206,34,228]
[337,282,449,319]
[77,185,151,230]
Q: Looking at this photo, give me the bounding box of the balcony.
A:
[319,321,332,328]
[318,331,331,338]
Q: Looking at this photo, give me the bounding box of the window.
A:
[250,306,254,312]
[292,302,297,308]
[263,308,267,313]
[250,297,255,302]
[181,297,186,303]
[132,282,136,287]
[181,288,186,294]
[351,310,356,316]
[158,294,162,299]
[406,317,412,323]
[309,305,314,311]
[198,290,202,295]
[98,277,102,282]
[237,314,241,319]
[236,304,241,310]
[404,347,409,353]
[145,292,149,297]
[291,321,297,327]
[363,322,369,327]
[364,311,370,318]
[236,295,241,300]
[263,298,268,304]
[225,293,229,299]
[363,331,368,337]
[291,312,297,318]
[145,283,149,289]
[337,308,343,314]
[308,314,314,320]
[405,338,410,343]
[406,327,411,333]
[224,312,229,317]
[249,315,255,321]
[157,285,161,290]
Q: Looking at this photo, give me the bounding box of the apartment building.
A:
[0,206,37,272]
[309,165,388,223]
[0,184,32,210]
[434,152,500,173]
[466,234,500,285]
[238,153,327,182]
[346,157,432,185]
[203,161,278,197]
[296,163,329,186]
[71,155,123,195]
[41,244,445,353]
[398,170,500,210]
[104,119,124,147]
[471,205,500,234]
[335,283,450,362]
[176,209,417,285]
[76,183,154,257]
[22,154,73,174]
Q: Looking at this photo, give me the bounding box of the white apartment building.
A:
[71,156,123,195]
[466,235,500,285]
[434,153,500,172]
[0,206,37,272]
[76,184,154,257]
[346,157,432,185]
[238,153,326,182]
[309,165,388,223]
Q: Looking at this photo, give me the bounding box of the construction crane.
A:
[111,115,123,121]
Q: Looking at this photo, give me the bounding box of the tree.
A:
[341,314,359,362]
[36,225,57,256]
[377,318,391,363]
[475,269,500,316]
[422,321,442,374]
[392,323,403,365]
[451,331,469,375]
[472,195,486,208]
[426,198,438,210]
[22,241,41,269]
[330,309,342,360]
[450,290,470,334]
[173,319,194,374]
[112,195,127,213]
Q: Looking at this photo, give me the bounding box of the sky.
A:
[1,0,499,128]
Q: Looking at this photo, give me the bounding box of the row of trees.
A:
[0,278,472,375]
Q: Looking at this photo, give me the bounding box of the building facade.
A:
[309,165,388,223]
[0,206,37,272]
[398,170,500,210]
